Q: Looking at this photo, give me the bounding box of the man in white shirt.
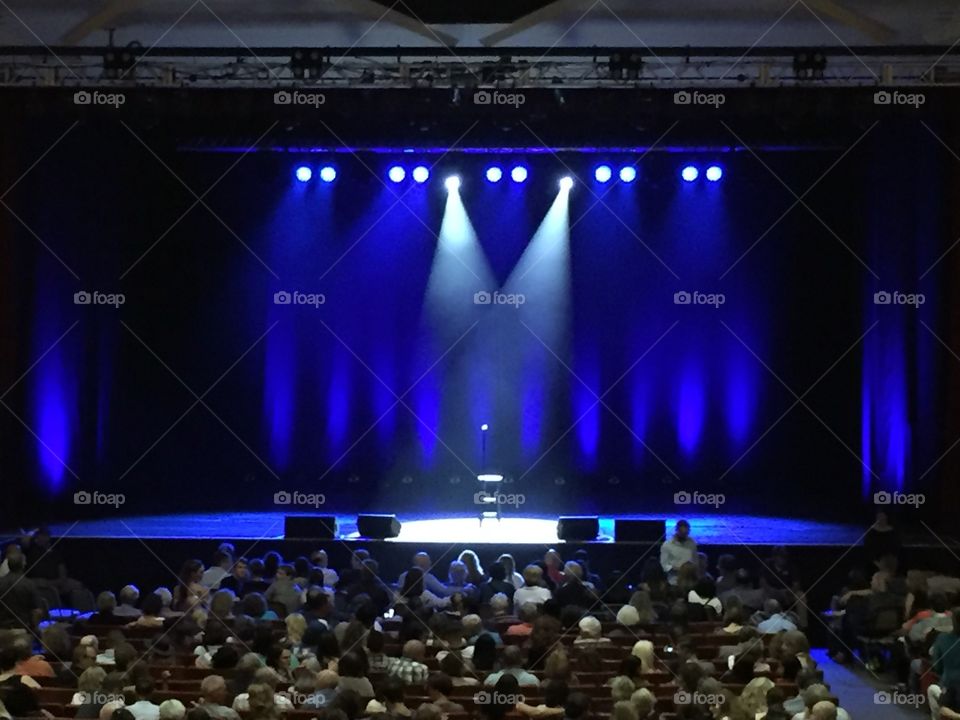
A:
[201,551,233,589]
[311,550,339,588]
[126,677,161,720]
[513,566,552,606]
[660,520,697,582]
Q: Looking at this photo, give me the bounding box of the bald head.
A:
[317,670,339,689]
[403,640,426,662]
[413,553,431,571]
[810,701,837,720]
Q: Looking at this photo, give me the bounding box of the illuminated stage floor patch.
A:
[381,517,560,544]
[38,512,870,546]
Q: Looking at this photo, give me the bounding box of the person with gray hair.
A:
[489,593,511,618]
[158,700,185,720]
[114,586,141,618]
[809,700,837,720]
[198,675,239,720]
[231,669,294,713]
[795,684,850,720]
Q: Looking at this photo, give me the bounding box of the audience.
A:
[0,538,924,720]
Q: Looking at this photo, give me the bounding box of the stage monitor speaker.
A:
[557,516,599,541]
[357,514,402,539]
[614,519,666,543]
[284,515,337,539]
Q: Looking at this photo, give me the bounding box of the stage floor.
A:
[42,512,867,546]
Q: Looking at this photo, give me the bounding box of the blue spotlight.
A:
[480,423,489,431]
[705,165,723,182]
[412,165,430,183]
[510,165,528,183]
[619,166,637,183]
[295,166,312,183]
[388,165,405,183]
[681,165,699,182]
[594,165,612,183]
[319,166,337,183]
[485,166,503,183]
[445,175,461,191]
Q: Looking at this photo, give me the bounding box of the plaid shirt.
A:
[385,656,429,685]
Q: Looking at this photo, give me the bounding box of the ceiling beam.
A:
[480,0,591,47]
[334,0,459,47]
[802,0,896,43]
[61,0,142,45]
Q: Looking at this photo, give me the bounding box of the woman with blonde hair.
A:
[738,677,774,717]
[246,683,280,720]
[630,640,656,674]
[543,648,577,685]
[457,550,485,585]
[629,688,656,720]
[70,666,107,706]
[284,613,307,646]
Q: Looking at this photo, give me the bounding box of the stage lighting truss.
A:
[102,43,142,80]
[290,49,329,80]
[3,47,959,88]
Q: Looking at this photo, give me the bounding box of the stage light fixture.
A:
[319,166,337,183]
[681,165,699,182]
[510,165,528,183]
[388,166,406,183]
[295,166,312,182]
[445,175,461,191]
[705,165,723,182]
[480,423,489,431]
[485,166,503,183]
[412,166,430,183]
[595,165,612,183]
[619,166,637,183]
[559,176,574,191]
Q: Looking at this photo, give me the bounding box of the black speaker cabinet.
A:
[357,514,402,539]
[557,516,599,541]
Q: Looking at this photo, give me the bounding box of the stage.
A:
[41,512,867,546]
